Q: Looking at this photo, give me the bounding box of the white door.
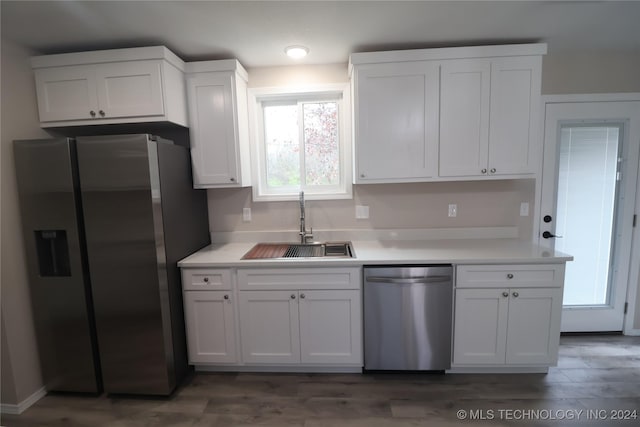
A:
[238,291,300,364]
[183,291,237,364]
[453,288,509,365]
[34,65,99,122]
[95,60,165,119]
[187,72,239,186]
[298,290,362,364]
[505,288,562,365]
[355,61,439,181]
[539,99,640,332]
[439,59,491,177]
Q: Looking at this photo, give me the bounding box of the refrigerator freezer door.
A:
[77,135,175,395]
[14,138,101,393]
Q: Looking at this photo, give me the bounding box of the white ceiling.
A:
[2,1,639,68]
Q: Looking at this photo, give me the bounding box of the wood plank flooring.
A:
[2,335,639,426]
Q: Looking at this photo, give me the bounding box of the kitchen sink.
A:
[242,242,354,259]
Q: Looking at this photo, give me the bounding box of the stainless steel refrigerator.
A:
[14,134,209,395]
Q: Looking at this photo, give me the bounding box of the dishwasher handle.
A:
[366,275,451,284]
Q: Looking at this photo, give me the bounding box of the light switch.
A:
[520,202,529,217]
[448,204,457,218]
[355,205,369,219]
[243,207,252,222]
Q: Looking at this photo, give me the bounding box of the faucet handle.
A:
[306,227,314,243]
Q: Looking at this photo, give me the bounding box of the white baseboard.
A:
[0,386,46,415]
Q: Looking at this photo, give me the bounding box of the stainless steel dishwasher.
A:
[364,265,453,371]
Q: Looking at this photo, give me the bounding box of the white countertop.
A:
[178,238,572,268]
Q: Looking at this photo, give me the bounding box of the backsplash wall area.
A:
[207,179,535,239]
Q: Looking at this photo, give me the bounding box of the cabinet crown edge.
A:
[31,45,185,71]
[184,59,248,81]
[348,43,547,73]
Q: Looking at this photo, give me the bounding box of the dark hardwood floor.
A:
[2,335,639,426]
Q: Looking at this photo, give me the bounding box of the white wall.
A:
[1,39,48,405]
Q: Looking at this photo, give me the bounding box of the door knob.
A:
[542,231,562,239]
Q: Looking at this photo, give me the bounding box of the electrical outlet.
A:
[448,204,457,218]
[355,205,369,219]
[520,202,530,217]
[243,207,252,222]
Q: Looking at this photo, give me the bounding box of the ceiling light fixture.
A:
[285,45,309,59]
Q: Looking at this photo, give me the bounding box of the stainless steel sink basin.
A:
[242,242,354,259]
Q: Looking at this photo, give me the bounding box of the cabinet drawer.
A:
[456,264,564,288]
[182,269,232,291]
[237,268,361,290]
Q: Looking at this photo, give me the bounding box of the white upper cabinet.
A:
[350,44,546,183]
[488,56,541,176]
[440,55,542,178]
[31,46,188,127]
[352,61,439,183]
[439,59,491,177]
[185,60,251,188]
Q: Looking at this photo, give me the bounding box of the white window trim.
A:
[248,83,352,202]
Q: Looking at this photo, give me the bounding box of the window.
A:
[249,85,352,201]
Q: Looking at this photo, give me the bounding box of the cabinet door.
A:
[298,290,362,364]
[506,288,562,365]
[355,61,439,182]
[183,291,237,364]
[34,65,99,122]
[187,72,240,187]
[453,288,509,364]
[439,59,491,177]
[488,56,541,175]
[238,291,300,364]
[95,60,165,119]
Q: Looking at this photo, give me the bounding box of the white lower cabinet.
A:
[238,290,301,364]
[453,264,564,368]
[182,267,362,369]
[183,290,238,364]
[238,289,362,365]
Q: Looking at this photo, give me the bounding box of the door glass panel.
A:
[556,125,621,306]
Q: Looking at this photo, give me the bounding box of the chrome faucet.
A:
[299,191,313,244]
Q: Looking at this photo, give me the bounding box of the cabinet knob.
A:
[230,177,235,182]
[490,168,497,174]
[360,173,365,178]
[99,110,106,117]
[203,277,209,283]
[300,293,306,299]
[224,294,229,300]
[507,273,514,279]
[90,110,96,117]
[512,291,519,298]
[481,168,487,174]
[502,292,509,298]
[290,294,296,299]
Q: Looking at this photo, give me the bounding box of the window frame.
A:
[248,84,352,202]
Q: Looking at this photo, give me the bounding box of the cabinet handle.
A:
[512,291,519,298]
[300,293,305,299]
[224,295,229,300]
[502,292,509,298]
[99,110,106,117]
[90,110,96,117]
[507,273,514,279]
[481,168,487,174]
[203,277,209,283]
[490,168,497,174]
[290,294,296,299]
